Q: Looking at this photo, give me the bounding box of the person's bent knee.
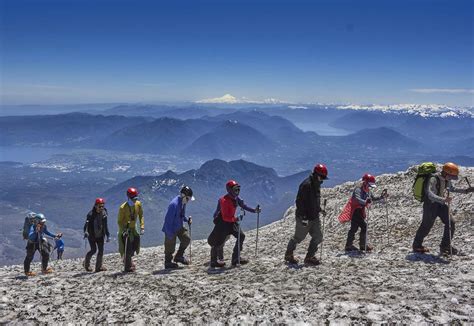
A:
[182,235,191,247]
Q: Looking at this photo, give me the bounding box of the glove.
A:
[84,232,89,239]
[366,198,372,205]
[56,233,62,238]
[140,228,145,235]
[255,205,262,214]
[187,217,192,225]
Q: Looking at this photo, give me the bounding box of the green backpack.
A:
[412,162,437,202]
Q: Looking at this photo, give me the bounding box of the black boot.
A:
[83,256,93,272]
[440,246,458,255]
[174,249,190,265]
[165,260,179,269]
[95,255,106,272]
[231,256,249,266]
[210,260,225,268]
[345,245,359,252]
[304,255,320,266]
[284,251,299,264]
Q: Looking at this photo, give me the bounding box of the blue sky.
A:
[1,0,473,106]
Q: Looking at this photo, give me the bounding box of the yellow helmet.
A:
[442,162,459,177]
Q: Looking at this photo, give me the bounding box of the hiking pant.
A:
[85,236,104,271]
[215,236,230,260]
[413,201,454,249]
[286,216,323,258]
[345,208,368,249]
[208,220,245,263]
[122,233,140,272]
[24,241,50,273]
[164,227,191,263]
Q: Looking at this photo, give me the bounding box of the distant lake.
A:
[0,146,74,163]
[294,122,350,136]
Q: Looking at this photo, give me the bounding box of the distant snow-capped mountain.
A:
[335,103,474,118]
[196,94,291,104]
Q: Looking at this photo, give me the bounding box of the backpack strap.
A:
[434,175,441,196]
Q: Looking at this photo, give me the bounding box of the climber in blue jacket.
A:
[162,186,195,269]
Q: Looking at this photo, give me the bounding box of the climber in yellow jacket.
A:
[118,187,144,272]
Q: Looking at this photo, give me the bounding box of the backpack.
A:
[412,162,439,202]
[22,212,38,240]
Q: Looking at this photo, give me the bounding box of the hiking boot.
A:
[95,266,107,272]
[42,267,53,274]
[360,245,374,252]
[165,261,179,269]
[25,271,36,277]
[174,256,190,265]
[232,257,249,266]
[284,252,299,264]
[345,245,359,252]
[440,246,458,255]
[304,256,320,266]
[83,260,93,272]
[210,260,226,268]
[413,246,430,253]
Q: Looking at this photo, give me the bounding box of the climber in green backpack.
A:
[412,162,473,254]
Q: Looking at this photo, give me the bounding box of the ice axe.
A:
[320,199,327,261]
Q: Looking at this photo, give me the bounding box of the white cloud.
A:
[409,88,474,94]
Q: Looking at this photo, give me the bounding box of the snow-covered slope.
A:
[1,166,473,324]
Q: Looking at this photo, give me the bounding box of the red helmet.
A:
[362,174,376,187]
[313,164,328,179]
[95,198,105,205]
[127,187,139,199]
[226,180,240,195]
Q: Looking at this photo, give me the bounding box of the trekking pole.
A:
[382,189,389,246]
[365,190,371,253]
[237,208,245,267]
[320,199,327,261]
[465,177,472,188]
[123,222,130,268]
[447,190,453,256]
[255,205,260,258]
[188,218,192,264]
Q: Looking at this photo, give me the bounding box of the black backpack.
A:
[22,212,39,240]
